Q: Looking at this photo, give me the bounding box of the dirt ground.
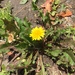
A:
[1,0,44,26]
[0,0,75,75]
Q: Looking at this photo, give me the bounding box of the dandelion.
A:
[30,26,45,40]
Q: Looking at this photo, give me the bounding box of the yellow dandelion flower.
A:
[30,26,45,40]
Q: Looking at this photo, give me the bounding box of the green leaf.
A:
[47,43,52,47]
[20,0,28,4]
[32,2,38,10]
[25,53,33,67]
[32,0,37,3]
[33,51,38,64]
[64,50,75,66]
[5,13,12,21]
[15,42,28,53]
[23,18,31,27]
[0,19,4,26]
[57,50,75,66]
[50,50,62,57]
[14,17,23,28]
[60,4,66,11]
[0,71,6,75]
[57,59,62,65]
[15,17,31,32]
[42,15,48,22]
[0,28,5,35]
[51,11,56,16]
[0,10,3,19]
[54,0,60,4]
[52,5,58,11]
[52,18,60,25]
[45,27,54,38]
[72,36,75,41]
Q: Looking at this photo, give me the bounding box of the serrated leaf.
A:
[20,0,28,4]
[57,50,75,66]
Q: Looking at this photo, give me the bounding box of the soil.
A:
[0,0,75,75]
[1,0,44,26]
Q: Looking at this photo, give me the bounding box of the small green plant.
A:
[0,3,46,74]
[32,0,75,74]
[0,0,75,75]
[32,0,65,27]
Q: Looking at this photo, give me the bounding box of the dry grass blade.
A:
[36,54,47,75]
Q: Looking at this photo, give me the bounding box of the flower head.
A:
[30,26,45,40]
